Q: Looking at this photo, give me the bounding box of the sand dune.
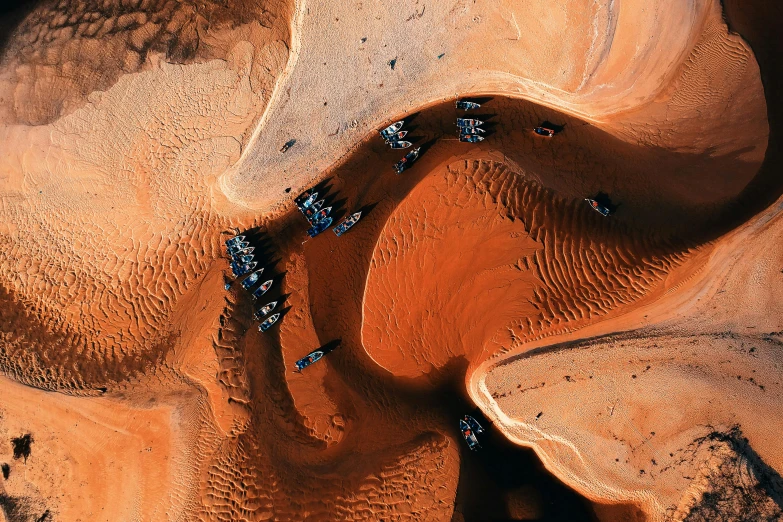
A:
[470,190,783,519]
[363,157,692,380]
[0,0,779,520]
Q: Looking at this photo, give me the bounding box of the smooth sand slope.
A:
[0,0,778,520]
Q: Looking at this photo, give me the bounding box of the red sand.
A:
[0,0,779,520]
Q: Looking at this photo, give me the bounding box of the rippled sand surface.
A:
[0,0,780,520]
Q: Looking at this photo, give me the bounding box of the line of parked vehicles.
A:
[224,233,333,371]
[225,235,280,332]
[222,96,615,448]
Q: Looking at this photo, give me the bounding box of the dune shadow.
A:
[311,177,334,194]
[277,305,294,320]
[539,120,566,133]
[402,111,421,125]
[326,196,348,215]
[591,191,620,214]
[467,113,496,122]
[457,96,494,106]
[318,339,342,355]
[261,256,282,271]
[0,1,42,58]
[417,138,439,157]
[273,291,292,305]
[357,202,379,218]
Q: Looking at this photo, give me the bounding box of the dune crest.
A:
[0,0,779,519]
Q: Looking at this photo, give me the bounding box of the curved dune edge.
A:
[0,0,295,126]
[219,0,765,210]
[467,192,783,520]
[0,0,774,519]
[0,31,294,393]
[0,0,766,392]
[359,154,700,381]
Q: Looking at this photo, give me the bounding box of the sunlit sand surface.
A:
[0,0,780,520]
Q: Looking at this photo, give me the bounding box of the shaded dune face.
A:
[198,274,461,520]
[0,0,293,393]
[0,0,777,519]
[0,0,288,125]
[362,163,540,378]
[363,159,688,380]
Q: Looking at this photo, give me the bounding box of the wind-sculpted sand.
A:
[470,192,783,519]
[363,159,689,380]
[0,0,780,520]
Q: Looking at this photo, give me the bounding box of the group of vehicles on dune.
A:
[227,239,489,448]
[295,190,363,238]
[225,235,280,332]
[380,120,412,150]
[380,121,422,175]
[225,234,332,371]
[457,117,485,143]
[221,179,368,371]
[223,95,614,448]
[225,232,332,370]
[383,98,615,216]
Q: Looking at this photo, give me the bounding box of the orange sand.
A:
[0,0,780,520]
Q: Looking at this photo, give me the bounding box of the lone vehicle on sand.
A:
[534,126,555,138]
[459,417,483,451]
[259,313,280,332]
[334,212,362,236]
[463,415,484,434]
[280,139,296,153]
[456,100,481,111]
[294,349,325,372]
[585,198,612,217]
[393,147,421,174]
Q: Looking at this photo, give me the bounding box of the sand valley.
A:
[0,0,781,520]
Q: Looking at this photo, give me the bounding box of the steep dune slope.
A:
[362,159,689,379]
[0,0,777,519]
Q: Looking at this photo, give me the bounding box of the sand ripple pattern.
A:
[0,0,289,125]
[199,433,457,521]
[363,159,689,378]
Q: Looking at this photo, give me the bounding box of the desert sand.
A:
[0,0,780,520]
